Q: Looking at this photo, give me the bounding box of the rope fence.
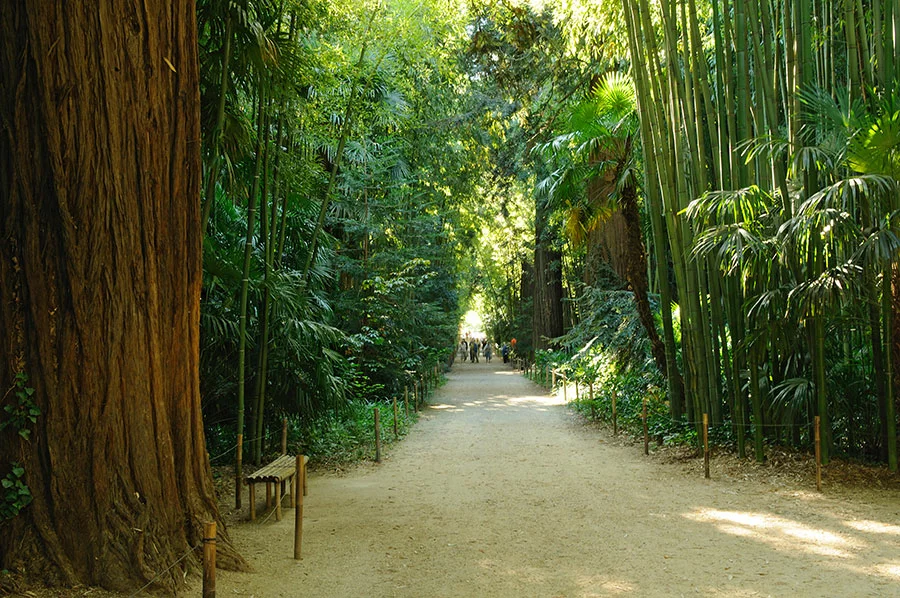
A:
[518,363,827,490]
[128,541,203,597]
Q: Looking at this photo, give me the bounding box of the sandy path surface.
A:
[214,361,900,597]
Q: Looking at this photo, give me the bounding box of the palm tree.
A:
[536,72,683,399]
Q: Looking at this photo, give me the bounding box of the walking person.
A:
[484,341,493,363]
[470,341,479,363]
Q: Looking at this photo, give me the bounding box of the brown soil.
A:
[14,361,900,596]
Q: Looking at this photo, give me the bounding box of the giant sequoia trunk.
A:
[0,2,244,590]
[533,199,565,349]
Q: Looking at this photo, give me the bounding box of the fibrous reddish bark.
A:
[533,199,565,349]
[0,1,244,591]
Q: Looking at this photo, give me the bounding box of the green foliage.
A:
[1,373,39,441]
[1,374,38,521]
[295,399,413,465]
[1,463,32,521]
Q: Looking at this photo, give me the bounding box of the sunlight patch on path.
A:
[682,507,900,581]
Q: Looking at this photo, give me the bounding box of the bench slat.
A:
[245,454,308,484]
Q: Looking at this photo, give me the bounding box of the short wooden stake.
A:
[404,387,410,417]
[563,375,568,402]
[642,398,649,456]
[294,455,304,560]
[703,413,710,479]
[589,382,596,419]
[612,390,617,435]
[235,434,243,509]
[575,380,580,402]
[552,369,556,388]
[374,407,382,463]
[281,417,288,455]
[202,521,216,598]
[393,396,399,439]
[275,481,283,521]
[814,415,822,492]
[414,382,419,412]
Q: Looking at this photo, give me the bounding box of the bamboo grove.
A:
[194,0,489,498]
[614,0,900,469]
[460,0,900,471]
[193,0,900,488]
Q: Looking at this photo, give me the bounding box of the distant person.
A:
[510,338,517,354]
[501,344,510,363]
[460,340,468,362]
[470,341,479,363]
[484,341,493,362]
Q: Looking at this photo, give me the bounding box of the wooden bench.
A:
[245,454,308,522]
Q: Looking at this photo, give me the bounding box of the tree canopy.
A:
[3,0,900,591]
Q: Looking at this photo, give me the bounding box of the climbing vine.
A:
[1,373,38,521]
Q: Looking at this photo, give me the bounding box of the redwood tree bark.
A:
[0,1,244,590]
[533,198,565,349]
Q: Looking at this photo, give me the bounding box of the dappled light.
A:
[684,508,900,580]
[843,519,900,535]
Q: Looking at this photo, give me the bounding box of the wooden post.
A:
[562,375,568,402]
[248,482,256,521]
[703,413,710,479]
[612,390,617,435]
[202,521,216,598]
[589,382,595,419]
[815,415,822,492]
[294,455,304,560]
[374,407,382,463]
[393,396,399,439]
[552,369,556,388]
[275,481,283,521]
[642,398,649,455]
[414,381,419,412]
[404,386,410,418]
[575,380,580,402]
[281,417,288,455]
[235,434,243,509]
[302,456,308,497]
[265,482,272,509]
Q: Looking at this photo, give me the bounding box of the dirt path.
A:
[213,361,900,597]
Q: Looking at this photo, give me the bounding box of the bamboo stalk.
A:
[703,413,710,479]
[814,415,822,491]
[281,417,288,455]
[235,434,243,509]
[202,521,216,598]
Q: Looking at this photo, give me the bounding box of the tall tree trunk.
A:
[0,1,246,590]
[533,198,564,349]
[620,179,669,378]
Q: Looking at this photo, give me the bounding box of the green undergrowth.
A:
[295,398,418,466]
[206,376,445,469]
[530,289,742,452]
